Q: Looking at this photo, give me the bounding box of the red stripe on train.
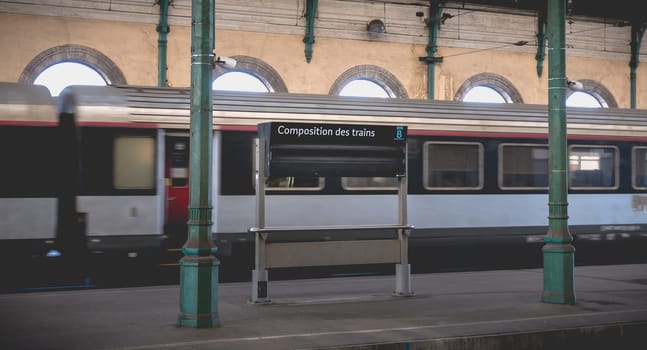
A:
[214,125,647,142]
[0,121,58,126]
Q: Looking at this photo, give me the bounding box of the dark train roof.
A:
[0,82,58,124]
[55,84,647,138]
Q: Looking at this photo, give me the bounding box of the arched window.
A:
[329,65,408,98]
[339,79,390,98]
[462,85,507,103]
[565,80,615,108]
[20,44,126,95]
[213,55,287,93]
[566,91,604,108]
[213,71,270,92]
[34,62,106,96]
[455,73,523,103]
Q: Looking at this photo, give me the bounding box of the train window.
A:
[423,142,483,190]
[0,126,59,196]
[251,138,324,191]
[113,136,155,189]
[569,145,618,189]
[341,177,398,190]
[265,176,324,190]
[167,137,189,187]
[499,144,549,189]
[633,147,647,189]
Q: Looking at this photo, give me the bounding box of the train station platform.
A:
[1,264,646,350]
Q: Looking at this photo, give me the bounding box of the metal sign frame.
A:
[250,122,413,303]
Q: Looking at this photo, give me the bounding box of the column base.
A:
[542,291,576,304]
[177,312,221,328]
[542,243,575,304]
[178,255,221,328]
[393,263,415,297]
[251,269,271,304]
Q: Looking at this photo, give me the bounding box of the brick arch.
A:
[329,65,408,98]
[19,44,126,85]
[454,72,523,103]
[566,79,617,108]
[213,55,288,93]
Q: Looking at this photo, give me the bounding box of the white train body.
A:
[2,83,646,263]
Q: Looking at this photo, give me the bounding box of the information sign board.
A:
[258,122,407,177]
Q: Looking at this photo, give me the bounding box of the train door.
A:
[164,134,190,248]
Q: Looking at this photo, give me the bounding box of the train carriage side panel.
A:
[59,86,165,258]
[58,86,647,256]
[0,83,60,258]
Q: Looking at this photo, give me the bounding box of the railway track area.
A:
[1,241,645,293]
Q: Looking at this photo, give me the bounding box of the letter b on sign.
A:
[394,126,404,141]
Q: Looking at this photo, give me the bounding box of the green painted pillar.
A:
[630,22,645,109]
[303,0,318,63]
[178,0,220,328]
[542,0,575,305]
[156,0,170,87]
[535,12,546,77]
[418,1,444,100]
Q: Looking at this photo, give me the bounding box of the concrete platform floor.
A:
[1,264,646,349]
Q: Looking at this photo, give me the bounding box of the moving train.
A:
[2,82,647,272]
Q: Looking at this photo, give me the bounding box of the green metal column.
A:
[178,0,220,328]
[303,0,318,63]
[419,1,444,100]
[535,12,546,77]
[542,0,575,305]
[630,22,645,109]
[156,0,170,87]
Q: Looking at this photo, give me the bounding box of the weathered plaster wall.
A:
[0,10,644,107]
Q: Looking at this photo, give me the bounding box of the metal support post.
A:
[303,0,318,63]
[178,0,220,328]
[394,145,413,296]
[252,233,269,303]
[419,0,444,100]
[251,138,270,303]
[394,228,413,296]
[630,22,645,109]
[535,12,546,77]
[156,0,170,87]
[542,0,575,305]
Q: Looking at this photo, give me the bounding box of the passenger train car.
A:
[2,82,647,272]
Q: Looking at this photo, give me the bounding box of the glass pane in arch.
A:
[463,86,506,103]
[213,71,270,92]
[34,62,106,96]
[339,79,390,98]
[566,91,603,108]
